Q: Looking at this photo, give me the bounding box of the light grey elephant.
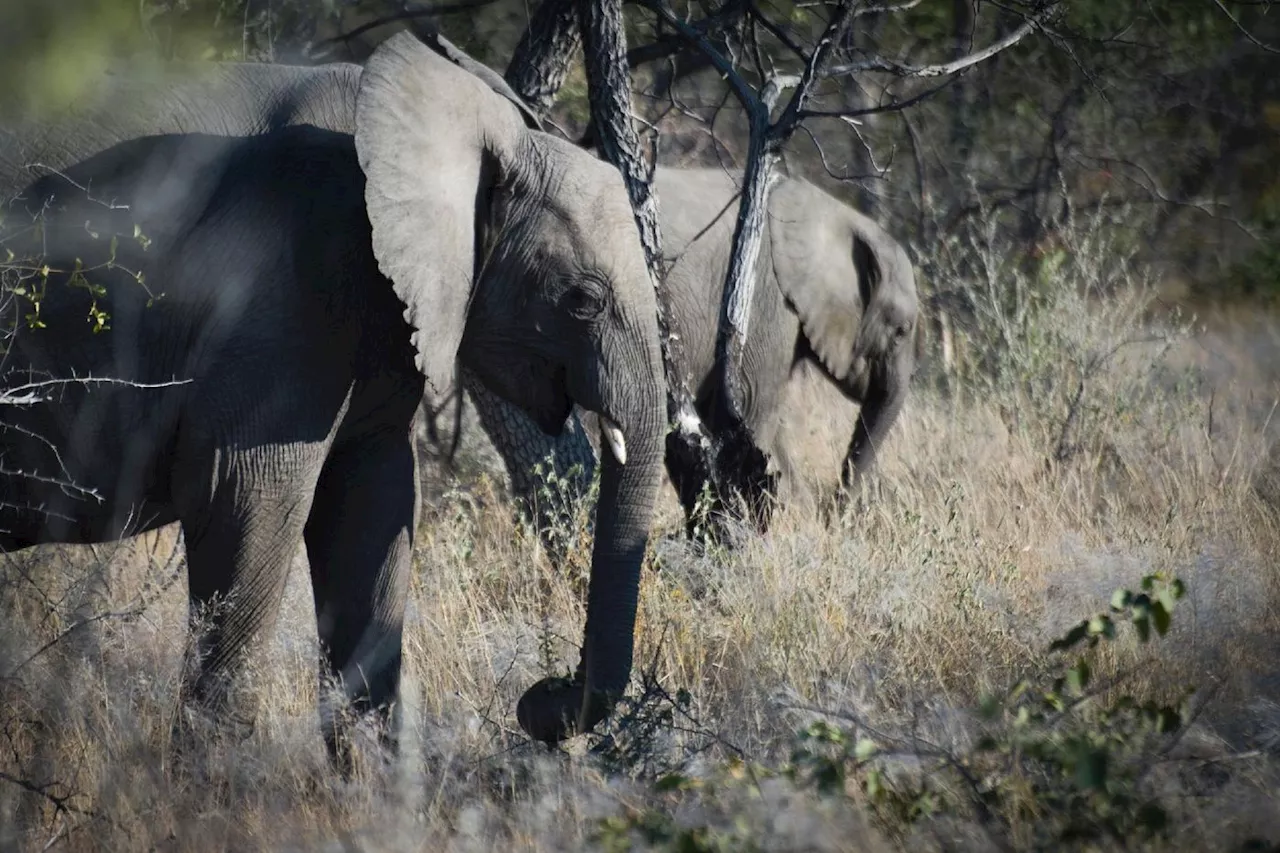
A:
[0,33,664,754]
[464,165,917,537]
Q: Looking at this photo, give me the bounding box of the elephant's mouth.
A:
[532,392,575,436]
[531,357,572,434]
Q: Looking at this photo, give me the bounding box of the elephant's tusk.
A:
[599,415,628,466]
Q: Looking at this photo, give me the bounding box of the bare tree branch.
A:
[1210,0,1280,53]
[824,6,1052,79]
[318,0,503,47]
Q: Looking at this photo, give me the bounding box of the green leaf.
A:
[1074,748,1109,791]
[1154,707,1181,733]
[1152,601,1172,636]
[1136,802,1168,833]
[813,759,845,794]
[1067,659,1091,694]
[1133,615,1151,642]
[1050,621,1088,652]
[854,738,878,761]
[1110,588,1132,611]
[864,768,883,800]
[655,773,693,792]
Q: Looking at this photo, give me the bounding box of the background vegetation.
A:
[2,1,1280,850]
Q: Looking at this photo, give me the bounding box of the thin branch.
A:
[638,0,762,112]
[1210,0,1280,53]
[318,0,502,45]
[862,0,923,14]
[0,771,95,819]
[1,375,193,407]
[746,1,807,58]
[798,76,957,120]
[825,7,1052,79]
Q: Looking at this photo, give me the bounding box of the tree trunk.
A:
[702,101,781,531]
[506,0,582,118]
[577,0,662,271]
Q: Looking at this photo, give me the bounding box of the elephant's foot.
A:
[319,687,401,779]
[166,685,258,780]
[516,676,615,745]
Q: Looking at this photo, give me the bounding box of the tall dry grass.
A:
[3,207,1280,851]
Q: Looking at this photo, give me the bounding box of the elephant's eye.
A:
[562,284,606,321]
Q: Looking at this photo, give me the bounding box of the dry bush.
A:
[3,208,1280,850]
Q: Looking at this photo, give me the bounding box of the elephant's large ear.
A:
[772,215,876,381]
[414,27,544,132]
[355,32,525,398]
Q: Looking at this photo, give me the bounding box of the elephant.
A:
[0,33,666,755]
[462,165,918,539]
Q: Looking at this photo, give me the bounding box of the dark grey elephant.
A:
[0,33,664,752]
[464,165,917,536]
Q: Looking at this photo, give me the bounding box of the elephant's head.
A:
[354,33,664,742]
[846,229,918,395]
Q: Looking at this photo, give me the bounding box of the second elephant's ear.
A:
[772,207,875,381]
[355,32,526,399]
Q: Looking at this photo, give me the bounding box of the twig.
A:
[318,0,502,45]
[0,770,95,819]
[1210,0,1280,53]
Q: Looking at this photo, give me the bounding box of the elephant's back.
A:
[0,61,361,202]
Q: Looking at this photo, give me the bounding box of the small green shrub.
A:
[596,573,1214,852]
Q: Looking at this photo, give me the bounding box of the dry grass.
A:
[4,223,1280,851]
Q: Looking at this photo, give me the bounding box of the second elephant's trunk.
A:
[841,347,912,491]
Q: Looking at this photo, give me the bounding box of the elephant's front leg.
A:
[303,430,417,773]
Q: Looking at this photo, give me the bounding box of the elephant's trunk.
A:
[841,346,912,490]
[516,343,664,743]
[575,379,663,719]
